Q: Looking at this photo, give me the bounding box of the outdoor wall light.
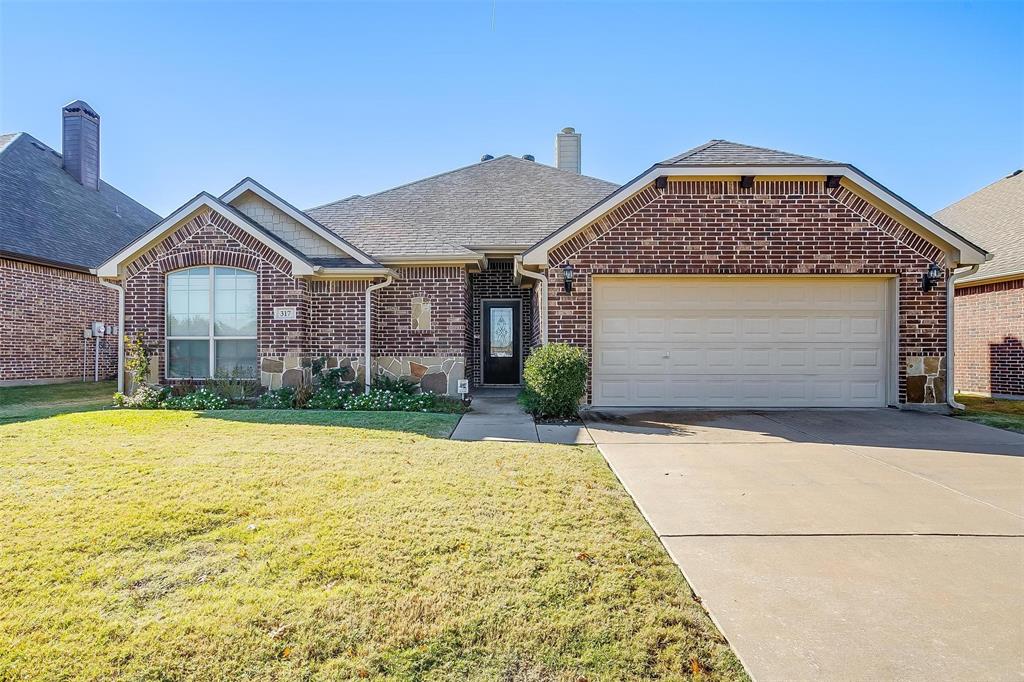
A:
[921,262,943,292]
[562,263,575,293]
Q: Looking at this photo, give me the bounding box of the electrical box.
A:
[106,324,118,336]
[91,321,105,337]
[83,328,93,339]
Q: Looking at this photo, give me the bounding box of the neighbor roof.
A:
[0,132,160,271]
[307,155,618,259]
[934,170,1023,284]
[662,139,836,166]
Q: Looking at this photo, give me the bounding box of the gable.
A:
[229,190,350,259]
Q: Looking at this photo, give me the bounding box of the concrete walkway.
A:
[585,408,1024,681]
[450,389,592,443]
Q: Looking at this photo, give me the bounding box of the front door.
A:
[482,300,521,384]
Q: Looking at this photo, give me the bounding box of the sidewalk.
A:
[450,388,592,443]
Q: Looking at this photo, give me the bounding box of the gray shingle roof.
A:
[0,132,160,270]
[934,171,1023,284]
[307,155,618,258]
[663,139,835,166]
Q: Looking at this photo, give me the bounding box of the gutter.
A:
[97,278,126,394]
[364,276,394,394]
[946,264,979,411]
[514,258,547,345]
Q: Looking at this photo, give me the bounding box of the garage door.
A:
[592,277,891,407]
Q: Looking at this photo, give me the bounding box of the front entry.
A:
[482,300,521,384]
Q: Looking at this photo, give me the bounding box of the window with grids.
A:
[166,267,258,378]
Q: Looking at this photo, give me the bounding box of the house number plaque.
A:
[273,306,297,321]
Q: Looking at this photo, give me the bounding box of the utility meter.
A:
[91,321,105,337]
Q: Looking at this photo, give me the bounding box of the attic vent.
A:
[480,154,494,162]
[522,154,535,161]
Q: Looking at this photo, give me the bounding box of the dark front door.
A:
[482,300,521,384]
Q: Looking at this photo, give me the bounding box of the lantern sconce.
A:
[562,263,575,293]
[921,262,942,292]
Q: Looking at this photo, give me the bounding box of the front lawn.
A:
[0,380,114,424]
[0,407,744,680]
[955,393,1024,433]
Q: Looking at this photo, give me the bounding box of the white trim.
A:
[311,267,397,279]
[97,193,316,278]
[947,264,980,410]
[378,254,485,266]
[220,178,378,265]
[514,257,548,345]
[522,165,991,267]
[98,279,125,394]
[365,276,394,393]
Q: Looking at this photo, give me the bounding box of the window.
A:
[166,267,257,379]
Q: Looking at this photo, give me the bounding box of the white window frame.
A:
[165,266,258,379]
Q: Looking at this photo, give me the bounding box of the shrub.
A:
[208,368,260,402]
[343,389,466,413]
[373,375,418,395]
[256,387,297,409]
[163,388,230,411]
[123,332,153,388]
[518,343,589,418]
[308,382,357,410]
[113,383,169,409]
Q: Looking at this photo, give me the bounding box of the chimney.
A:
[555,127,581,174]
[62,100,100,189]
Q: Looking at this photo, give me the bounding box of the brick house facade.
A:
[954,279,1024,397]
[98,139,988,408]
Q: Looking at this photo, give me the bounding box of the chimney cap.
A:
[63,99,99,119]
[560,127,576,134]
[480,154,494,162]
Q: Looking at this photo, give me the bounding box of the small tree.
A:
[124,331,152,390]
[518,343,589,419]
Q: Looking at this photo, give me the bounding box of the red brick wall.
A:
[954,278,1024,397]
[0,258,118,383]
[545,179,948,404]
[309,279,368,358]
[467,259,532,385]
[373,266,468,357]
[123,209,307,381]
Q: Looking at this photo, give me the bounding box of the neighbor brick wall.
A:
[0,258,117,383]
[467,259,532,385]
[373,266,468,358]
[123,208,307,381]
[546,179,948,404]
[954,278,1024,397]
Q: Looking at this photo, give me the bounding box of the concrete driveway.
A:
[584,408,1024,681]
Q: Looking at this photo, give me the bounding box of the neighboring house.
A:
[0,101,160,385]
[935,171,1023,398]
[98,132,988,408]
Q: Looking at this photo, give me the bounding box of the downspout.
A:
[98,278,125,394]
[364,276,393,394]
[514,258,548,345]
[946,264,979,411]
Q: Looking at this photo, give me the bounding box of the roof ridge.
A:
[666,139,725,163]
[936,169,1024,214]
[308,155,514,211]
[716,139,833,163]
[0,132,24,157]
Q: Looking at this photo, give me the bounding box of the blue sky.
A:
[2,1,1021,217]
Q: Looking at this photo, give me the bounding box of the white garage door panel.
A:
[592,277,890,408]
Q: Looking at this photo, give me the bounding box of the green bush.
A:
[113,384,169,409]
[163,388,230,411]
[256,387,297,409]
[373,375,418,395]
[518,343,589,418]
[343,389,466,413]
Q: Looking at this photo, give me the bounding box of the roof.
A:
[307,155,618,259]
[663,139,836,166]
[934,170,1023,284]
[0,132,160,270]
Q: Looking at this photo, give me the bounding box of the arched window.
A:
[166,267,257,379]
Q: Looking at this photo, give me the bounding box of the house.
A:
[0,101,160,385]
[935,171,1023,398]
[97,131,989,408]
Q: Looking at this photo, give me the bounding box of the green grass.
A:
[955,394,1024,433]
[0,407,744,681]
[0,380,115,424]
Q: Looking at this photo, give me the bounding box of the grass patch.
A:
[0,380,115,424]
[954,394,1024,433]
[0,409,744,680]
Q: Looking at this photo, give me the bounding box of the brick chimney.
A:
[555,127,581,174]
[62,100,100,189]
